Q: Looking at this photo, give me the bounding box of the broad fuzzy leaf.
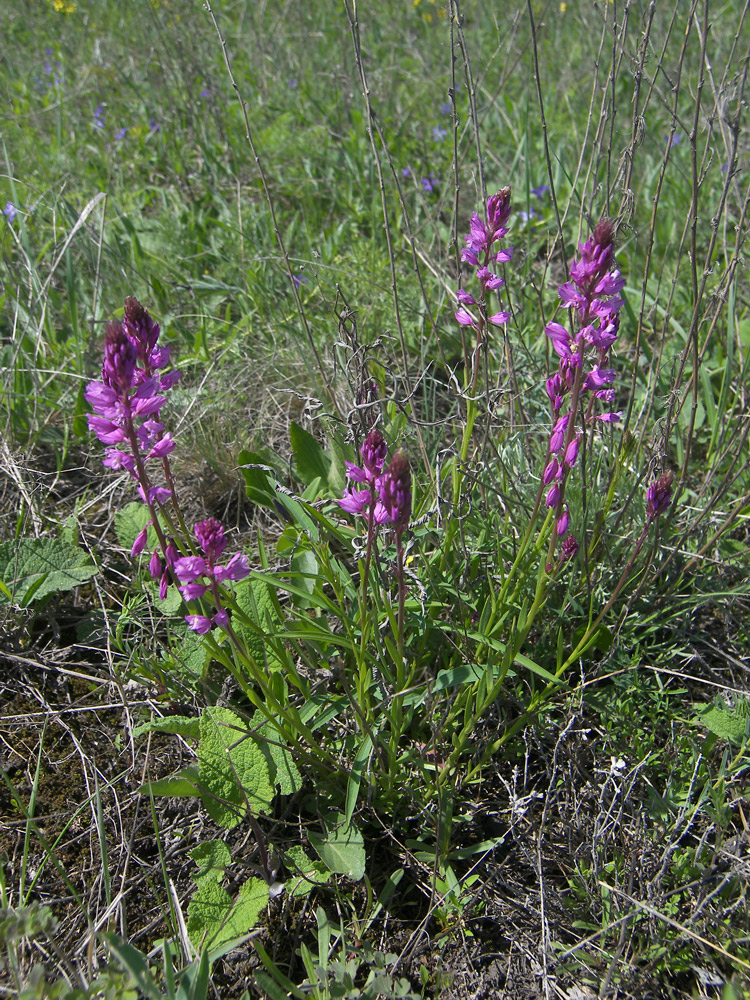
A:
[191,840,231,883]
[694,701,748,746]
[132,716,201,740]
[197,707,300,829]
[198,707,273,829]
[187,877,268,950]
[0,538,97,605]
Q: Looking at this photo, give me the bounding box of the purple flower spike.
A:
[455,307,477,327]
[646,471,674,522]
[560,534,579,562]
[194,518,227,561]
[214,552,251,583]
[361,428,388,477]
[381,449,412,533]
[543,458,560,485]
[123,296,160,358]
[540,217,626,559]
[102,321,137,393]
[455,187,514,342]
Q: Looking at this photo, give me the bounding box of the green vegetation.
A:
[1,1,748,998]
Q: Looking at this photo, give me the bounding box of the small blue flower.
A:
[93,105,105,129]
[292,274,309,290]
[531,184,549,198]
[421,172,437,193]
[199,89,210,98]
[4,202,17,223]
[115,127,128,140]
[518,209,537,223]
[439,101,451,115]
[402,166,412,178]
[149,119,160,133]
[432,125,448,141]
[670,133,683,148]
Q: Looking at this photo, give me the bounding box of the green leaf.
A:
[253,941,308,1000]
[327,434,350,495]
[289,421,331,486]
[190,840,231,883]
[187,877,269,951]
[308,813,366,881]
[100,933,162,1000]
[139,765,202,798]
[132,716,201,740]
[232,578,283,670]
[345,735,372,825]
[0,537,97,605]
[114,502,157,553]
[290,548,318,609]
[694,702,748,746]
[237,449,278,508]
[250,712,302,798]
[175,948,210,1000]
[198,707,271,829]
[283,845,331,898]
[171,629,210,679]
[146,578,184,615]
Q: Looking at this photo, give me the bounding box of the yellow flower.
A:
[559,2,567,10]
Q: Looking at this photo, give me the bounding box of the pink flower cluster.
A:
[337,429,412,532]
[174,519,250,633]
[85,297,180,502]
[455,187,514,331]
[543,219,625,538]
[87,298,250,634]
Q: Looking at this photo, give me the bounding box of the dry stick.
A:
[616,1,655,222]
[657,37,750,571]
[676,0,710,507]
[603,3,631,218]
[601,881,750,973]
[624,0,699,441]
[342,1,431,472]
[576,10,617,231]
[525,0,564,256]
[452,1,525,452]
[203,1,332,407]
[366,112,452,424]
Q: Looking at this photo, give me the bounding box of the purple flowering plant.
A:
[436,203,678,780]
[86,298,338,778]
[85,298,254,638]
[541,218,625,562]
[335,427,412,671]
